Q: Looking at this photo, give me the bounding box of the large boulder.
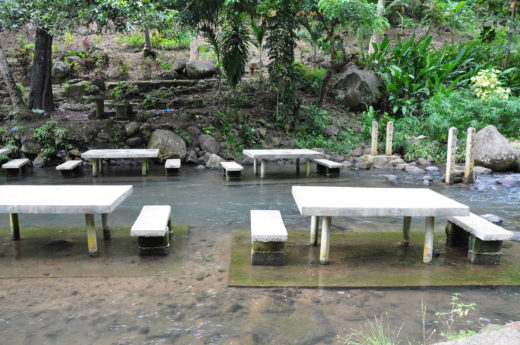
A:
[474,125,519,171]
[329,65,381,110]
[198,134,219,154]
[63,81,91,101]
[52,61,70,82]
[172,57,188,73]
[185,60,216,79]
[147,129,187,159]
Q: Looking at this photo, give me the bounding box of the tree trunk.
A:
[29,28,54,112]
[503,1,518,69]
[0,46,25,111]
[368,0,385,55]
[144,27,152,51]
[318,22,337,107]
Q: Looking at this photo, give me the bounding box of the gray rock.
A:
[405,165,426,174]
[474,125,520,171]
[390,158,405,166]
[473,166,492,176]
[125,122,140,137]
[65,55,83,65]
[423,180,431,186]
[425,166,440,173]
[147,129,187,159]
[332,154,345,162]
[480,214,504,225]
[63,81,91,101]
[85,84,101,96]
[186,125,201,138]
[351,147,363,157]
[355,161,372,170]
[195,164,205,169]
[33,153,46,169]
[326,125,340,137]
[21,139,41,155]
[52,61,70,82]
[311,147,325,153]
[198,134,219,154]
[342,160,353,168]
[423,175,433,182]
[185,60,216,79]
[329,64,382,111]
[186,150,199,164]
[157,70,178,80]
[204,153,223,168]
[172,57,188,73]
[416,158,431,166]
[386,175,398,183]
[495,175,520,187]
[256,128,267,138]
[125,136,142,147]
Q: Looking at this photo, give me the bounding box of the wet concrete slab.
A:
[229,231,520,287]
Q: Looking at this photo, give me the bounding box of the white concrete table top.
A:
[0,148,12,156]
[0,185,133,214]
[81,149,159,159]
[447,213,514,241]
[292,186,470,217]
[242,149,324,160]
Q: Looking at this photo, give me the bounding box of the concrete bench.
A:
[165,159,181,175]
[131,205,172,255]
[221,161,244,181]
[251,210,288,265]
[446,213,514,264]
[56,160,83,176]
[314,158,342,177]
[2,158,30,175]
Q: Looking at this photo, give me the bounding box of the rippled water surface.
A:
[0,163,519,344]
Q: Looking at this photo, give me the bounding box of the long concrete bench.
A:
[56,160,83,176]
[131,205,172,255]
[314,158,342,177]
[251,210,288,265]
[446,213,514,264]
[2,158,30,175]
[165,159,181,175]
[221,161,244,181]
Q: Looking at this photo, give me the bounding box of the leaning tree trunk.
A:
[29,28,54,112]
[0,45,25,111]
[368,0,385,55]
[318,22,337,107]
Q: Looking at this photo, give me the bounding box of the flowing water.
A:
[0,163,520,344]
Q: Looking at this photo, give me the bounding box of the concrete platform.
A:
[435,322,520,345]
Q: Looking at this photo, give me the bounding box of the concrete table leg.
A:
[260,159,266,179]
[305,159,311,177]
[10,213,20,240]
[310,216,320,246]
[253,159,257,175]
[296,158,300,175]
[85,214,98,256]
[403,216,411,246]
[98,159,104,174]
[92,160,98,177]
[142,158,148,176]
[320,216,332,264]
[423,216,434,263]
[102,213,110,240]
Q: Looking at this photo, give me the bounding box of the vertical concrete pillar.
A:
[296,158,300,175]
[385,121,394,155]
[402,216,411,246]
[445,127,457,185]
[260,159,266,178]
[85,213,97,256]
[305,159,311,176]
[371,121,378,156]
[10,213,20,240]
[142,158,147,176]
[92,160,98,177]
[310,216,320,246]
[423,216,435,264]
[320,216,332,264]
[253,159,257,175]
[102,213,110,240]
[463,127,476,184]
[98,159,104,174]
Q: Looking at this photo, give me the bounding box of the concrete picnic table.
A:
[81,149,159,176]
[0,148,12,156]
[291,186,470,264]
[242,149,324,178]
[0,185,133,256]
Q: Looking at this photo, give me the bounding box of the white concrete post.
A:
[92,160,98,177]
[85,213,98,256]
[385,121,393,156]
[10,213,20,240]
[320,216,332,264]
[463,127,476,184]
[260,159,266,178]
[423,216,435,264]
[371,121,378,156]
[253,159,257,175]
[445,127,457,185]
[310,216,320,246]
[305,159,311,176]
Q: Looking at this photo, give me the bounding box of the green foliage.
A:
[211,110,261,154]
[221,14,250,88]
[111,82,138,102]
[123,30,190,50]
[295,63,327,95]
[33,121,66,159]
[435,293,477,341]
[339,314,403,345]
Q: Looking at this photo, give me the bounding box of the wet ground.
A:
[1,163,520,344]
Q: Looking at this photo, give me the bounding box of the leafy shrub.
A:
[294,63,327,96]
[124,30,190,50]
[33,121,66,159]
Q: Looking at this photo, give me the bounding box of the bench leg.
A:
[445,221,469,248]
[296,158,300,175]
[168,217,173,240]
[402,216,411,246]
[305,159,311,177]
[310,216,319,246]
[253,159,257,175]
[142,158,148,176]
[98,159,104,174]
[423,216,434,264]
[468,235,503,264]
[326,167,340,177]
[10,213,20,241]
[260,159,266,179]
[85,214,98,256]
[102,213,110,240]
[320,216,332,264]
[92,160,98,177]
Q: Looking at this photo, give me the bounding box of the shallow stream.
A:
[0,163,519,344]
